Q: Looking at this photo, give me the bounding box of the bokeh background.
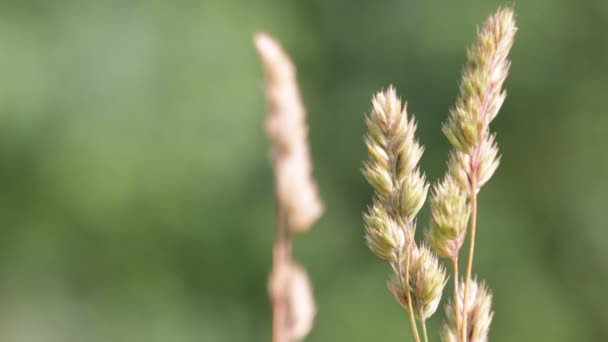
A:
[0,0,606,341]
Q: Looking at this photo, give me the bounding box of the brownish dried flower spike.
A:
[286,263,316,341]
[254,32,323,232]
[256,33,323,342]
[267,261,316,342]
[442,279,494,342]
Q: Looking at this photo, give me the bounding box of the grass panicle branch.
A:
[363,87,445,342]
[436,6,516,341]
[255,32,323,342]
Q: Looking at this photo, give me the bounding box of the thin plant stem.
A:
[271,203,292,342]
[451,257,459,303]
[421,317,429,342]
[461,181,478,342]
[401,246,421,342]
[451,257,460,342]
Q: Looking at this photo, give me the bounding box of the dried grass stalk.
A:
[255,32,323,342]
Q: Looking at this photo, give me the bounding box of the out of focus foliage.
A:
[0,0,606,341]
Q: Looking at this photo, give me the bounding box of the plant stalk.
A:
[461,181,478,342]
[271,203,292,342]
[401,245,421,342]
[421,317,429,342]
[451,257,459,304]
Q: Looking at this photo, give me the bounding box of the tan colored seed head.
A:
[254,33,323,232]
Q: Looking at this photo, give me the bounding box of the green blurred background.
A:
[0,0,606,341]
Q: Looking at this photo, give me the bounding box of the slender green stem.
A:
[461,183,478,342]
[421,317,429,342]
[400,245,421,342]
[451,257,459,302]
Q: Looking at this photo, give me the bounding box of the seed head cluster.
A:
[442,6,516,193]
[426,174,470,259]
[428,7,515,342]
[255,33,323,233]
[363,87,445,325]
[442,279,494,342]
[389,245,448,321]
[363,6,516,342]
[363,87,428,226]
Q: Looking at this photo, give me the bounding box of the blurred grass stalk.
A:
[254,33,323,342]
[363,6,516,342]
